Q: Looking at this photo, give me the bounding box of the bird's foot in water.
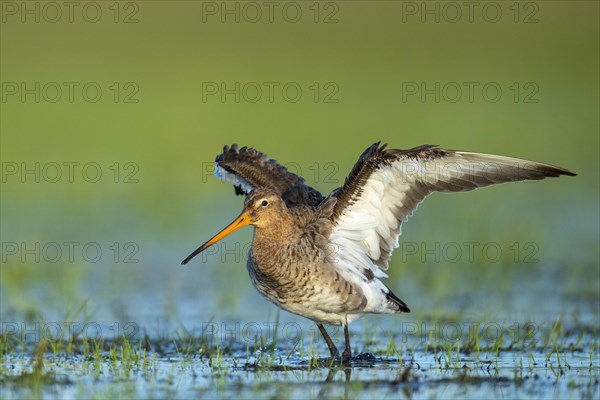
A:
[318,352,377,367]
[351,352,377,361]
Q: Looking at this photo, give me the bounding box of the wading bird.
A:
[182,143,575,360]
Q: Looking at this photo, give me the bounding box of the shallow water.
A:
[2,243,599,399]
[2,332,598,400]
[2,281,599,400]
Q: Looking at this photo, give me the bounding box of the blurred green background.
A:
[1,1,598,334]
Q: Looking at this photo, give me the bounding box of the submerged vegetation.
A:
[1,311,598,399]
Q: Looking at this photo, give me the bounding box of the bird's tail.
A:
[386,289,410,313]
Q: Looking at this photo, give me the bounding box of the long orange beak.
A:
[181,211,252,265]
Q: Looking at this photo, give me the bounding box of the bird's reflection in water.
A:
[316,358,416,400]
[318,367,351,400]
[324,366,351,383]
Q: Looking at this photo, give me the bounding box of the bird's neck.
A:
[253,217,299,244]
[251,215,300,265]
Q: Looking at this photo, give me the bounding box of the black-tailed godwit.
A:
[182,143,576,360]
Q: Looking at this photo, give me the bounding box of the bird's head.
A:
[181,188,286,264]
[243,189,287,229]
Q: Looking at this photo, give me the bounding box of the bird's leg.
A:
[317,324,339,357]
[342,324,352,360]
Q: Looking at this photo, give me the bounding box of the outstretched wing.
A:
[328,142,576,279]
[215,144,324,206]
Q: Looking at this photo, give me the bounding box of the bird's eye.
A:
[261,200,269,207]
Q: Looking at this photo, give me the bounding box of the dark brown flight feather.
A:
[217,144,324,206]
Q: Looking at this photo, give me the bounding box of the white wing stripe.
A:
[330,163,409,280]
[214,163,254,194]
[329,148,572,290]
